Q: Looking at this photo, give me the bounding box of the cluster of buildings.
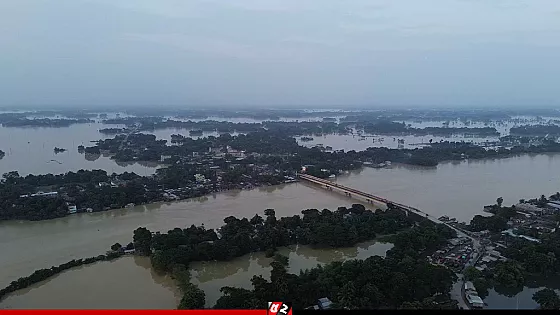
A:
[428,237,476,272]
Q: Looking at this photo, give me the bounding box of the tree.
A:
[494,261,525,289]
[473,278,490,299]
[496,197,504,207]
[178,285,206,309]
[133,227,152,256]
[533,288,560,310]
[110,243,122,252]
[463,266,482,281]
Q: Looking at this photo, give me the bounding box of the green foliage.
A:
[500,232,560,275]
[215,235,458,310]
[0,169,154,221]
[464,266,482,281]
[133,227,152,256]
[178,285,206,310]
[142,206,415,273]
[493,261,525,289]
[533,288,560,310]
[472,278,490,299]
[497,197,504,207]
[468,205,517,232]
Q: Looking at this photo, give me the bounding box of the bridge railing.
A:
[299,173,425,213]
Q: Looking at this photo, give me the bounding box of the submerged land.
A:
[2,107,560,310]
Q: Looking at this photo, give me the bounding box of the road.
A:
[451,278,470,310]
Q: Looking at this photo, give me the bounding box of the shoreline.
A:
[4,149,560,224]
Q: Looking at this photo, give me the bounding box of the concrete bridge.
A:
[298,172,482,309]
[298,173,472,234]
[298,173,431,218]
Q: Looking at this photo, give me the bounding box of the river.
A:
[2,154,560,308]
[0,256,181,309]
[3,123,560,308]
[190,241,394,307]
[2,114,554,176]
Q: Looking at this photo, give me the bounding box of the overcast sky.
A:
[1,0,560,109]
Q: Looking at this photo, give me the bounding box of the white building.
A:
[68,205,77,214]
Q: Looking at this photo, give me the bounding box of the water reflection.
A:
[190,241,393,307]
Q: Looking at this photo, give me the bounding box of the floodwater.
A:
[296,117,560,152]
[4,154,560,308]
[0,115,556,176]
[0,183,374,290]
[297,133,500,151]
[0,124,158,176]
[190,241,394,307]
[3,118,560,308]
[333,154,560,223]
[0,256,181,309]
[3,154,560,308]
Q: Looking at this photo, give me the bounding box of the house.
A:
[160,155,172,162]
[502,229,541,243]
[228,150,246,158]
[548,200,560,206]
[68,205,77,214]
[515,203,543,214]
[317,297,332,310]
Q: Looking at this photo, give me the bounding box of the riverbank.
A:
[3,154,560,308]
[5,153,560,288]
[0,203,416,308]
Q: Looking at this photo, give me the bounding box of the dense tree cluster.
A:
[500,230,560,276]
[467,206,517,232]
[533,288,560,309]
[146,205,414,273]
[132,206,457,309]
[0,170,158,221]
[214,222,458,310]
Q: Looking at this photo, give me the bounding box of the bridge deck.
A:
[299,173,434,221]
